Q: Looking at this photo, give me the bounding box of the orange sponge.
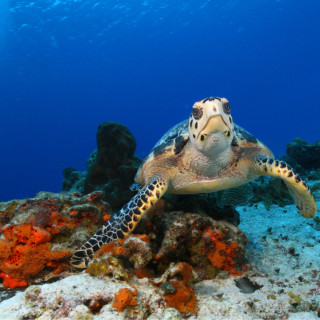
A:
[165,280,197,314]
[112,288,137,312]
[0,272,27,289]
[204,226,241,276]
[0,224,70,287]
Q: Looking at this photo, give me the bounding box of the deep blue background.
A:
[0,0,319,201]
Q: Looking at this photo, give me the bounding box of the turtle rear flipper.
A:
[253,156,317,218]
[217,184,254,208]
[71,176,168,269]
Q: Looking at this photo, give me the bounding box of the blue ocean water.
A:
[0,0,319,201]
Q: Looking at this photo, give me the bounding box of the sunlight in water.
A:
[0,0,9,58]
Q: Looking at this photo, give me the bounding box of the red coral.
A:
[0,224,70,287]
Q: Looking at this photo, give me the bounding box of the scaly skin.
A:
[71,176,167,269]
[253,156,317,218]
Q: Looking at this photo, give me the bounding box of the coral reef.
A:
[0,185,246,292]
[1,125,319,318]
[146,211,247,279]
[286,137,320,170]
[85,122,142,209]
[153,262,197,315]
[62,168,86,193]
[88,253,130,281]
[86,210,247,282]
[63,122,142,210]
[123,235,153,270]
[249,177,294,210]
[163,194,240,226]
[0,191,109,288]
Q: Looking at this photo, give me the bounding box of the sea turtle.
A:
[71,97,317,268]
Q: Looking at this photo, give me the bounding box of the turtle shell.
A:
[151,120,189,157]
[135,121,189,184]
[233,124,271,152]
[137,120,272,181]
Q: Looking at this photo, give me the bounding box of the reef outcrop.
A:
[63,122,141,210]
[0,191,109,288]
[0,188,247,292]
[286,137,320,170]
[84,209,247,283]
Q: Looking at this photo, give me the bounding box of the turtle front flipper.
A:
[253,156,317,218]
[71,176,168,269]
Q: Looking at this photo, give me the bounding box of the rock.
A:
[250,177,293,210]
[145,211,247,279]
[123,236,153,269]
[96,121,136,156]
[62,122,141,210]
[62,168,86,193]
[163,308,182,320]
[88,253,130,281]
[84,122,141,210]
[286,137,320,170]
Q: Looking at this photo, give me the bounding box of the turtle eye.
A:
[223,102,231,114]
[192,107,203,120]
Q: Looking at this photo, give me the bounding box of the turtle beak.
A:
[202,115,229,134]
[199,115,231,141]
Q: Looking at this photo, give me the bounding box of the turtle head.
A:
[188,97,234,155]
